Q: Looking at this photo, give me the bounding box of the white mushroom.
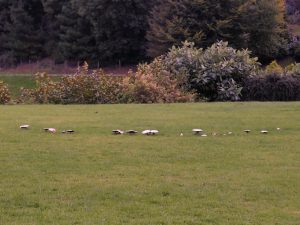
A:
[48,128,56,133]
[277,128,281,131]
[142,130,151,135]
[62,130,75,134]
[228,132,233,135]
[20,125,30,129]
[192,129,203,135]
[244,130,251,134]
[261,130,268,134]
[126,130,138,135]
[201,134,208,137]
[142,130,159,135]
[151,130,159,135]
[112,130,124,135]
[44,128,56,133]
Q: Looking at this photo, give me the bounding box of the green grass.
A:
[0,75,61,97]
[0,103,299,225]
[0,75,35,97]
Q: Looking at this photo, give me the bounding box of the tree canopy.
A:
[147,0,289,61]
[0,0,295,67]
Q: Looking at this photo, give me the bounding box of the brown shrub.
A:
[0,81,11,104]
[123,59,194,103]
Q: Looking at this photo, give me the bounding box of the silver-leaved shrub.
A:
[161,41,260,101]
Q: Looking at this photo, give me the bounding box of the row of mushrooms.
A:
[20,125,281,136]
[191,128,281,136]
[113,128,280,136]
[20,125,75,134]
[112,130,159,135]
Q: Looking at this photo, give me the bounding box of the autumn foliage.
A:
[0,81,11,104]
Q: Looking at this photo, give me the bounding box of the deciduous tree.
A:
[146,0,289,61]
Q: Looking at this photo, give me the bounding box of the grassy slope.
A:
[0,103,299,225]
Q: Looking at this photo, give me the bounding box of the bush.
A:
[123,58,194,103]
[20,63,125,104]
[265,60,284,74]
[242,73,300,101]
[286,63,300,77]
[288,11,300,24]
[160,41,203,91]
[20,72,59,104]
[161,41,260,101]
[20,61,192,104]
[57,70,125,104]
[0,81,11,104]
[294,43,300,60]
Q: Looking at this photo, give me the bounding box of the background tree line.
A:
[0,0,298,67]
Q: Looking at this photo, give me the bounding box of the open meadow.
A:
[0,103,299,225]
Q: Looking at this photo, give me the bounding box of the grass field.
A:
[0,75,35,97]
[0,74,61,97]
[0,103,299,225]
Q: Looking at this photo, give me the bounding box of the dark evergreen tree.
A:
[83,0,155,64]
[0,1,12,38]
[1,0,45,65]
[57,1,96,64]
[0,0,13,64]
[24,0,45,27]
[0,0,291,66]
[42,0,68,59]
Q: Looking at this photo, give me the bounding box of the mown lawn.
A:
[0,103,299,225]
